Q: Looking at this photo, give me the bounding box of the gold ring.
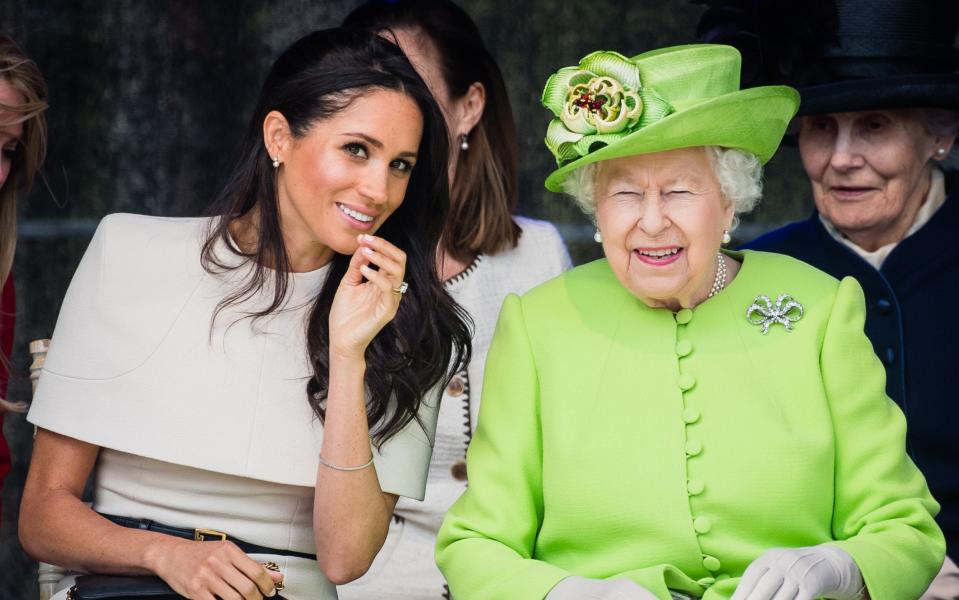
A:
[392,281,409,295]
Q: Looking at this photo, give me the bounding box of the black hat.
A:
[695,0,959,115]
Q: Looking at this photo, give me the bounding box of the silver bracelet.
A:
[318,454,375,472]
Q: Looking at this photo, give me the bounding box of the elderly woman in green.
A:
[436,45,944,600]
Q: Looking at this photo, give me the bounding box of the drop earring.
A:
[271,156,280,168]
[460,134,469,151]
[721,229,731,245]
[593,229,602,243]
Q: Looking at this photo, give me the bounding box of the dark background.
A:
[0,1,810,596]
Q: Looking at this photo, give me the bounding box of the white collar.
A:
[820,168,946,269]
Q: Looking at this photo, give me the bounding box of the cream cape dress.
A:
[28,214,441,599]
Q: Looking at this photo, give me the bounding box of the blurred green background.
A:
[0,1,810,596]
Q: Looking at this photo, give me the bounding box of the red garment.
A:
[0,274,16,523]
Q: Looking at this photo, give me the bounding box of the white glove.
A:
[546,576,660,600]
[731,545,864,600]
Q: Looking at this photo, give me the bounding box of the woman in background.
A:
[0,32,48,523]
[340,1,570,597]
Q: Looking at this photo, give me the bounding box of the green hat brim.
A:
[544,85,799,192]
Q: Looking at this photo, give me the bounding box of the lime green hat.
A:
[542,44,799,192]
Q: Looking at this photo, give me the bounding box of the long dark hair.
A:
[201,28,471,446]
[344,0,521,262]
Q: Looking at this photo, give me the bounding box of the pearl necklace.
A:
[708,252,727,298]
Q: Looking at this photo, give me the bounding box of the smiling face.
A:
[0,79,24,190]
[798,109,946,251]
[266,88,423,270]
[594,146,733,310]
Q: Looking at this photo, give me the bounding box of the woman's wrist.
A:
[329,348,367,372]
[328,337,369,365]
[141,534,186,575]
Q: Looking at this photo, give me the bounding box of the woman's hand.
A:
[329,234,407,360]
[147,537,283,600]
[0,396,29,413]
[21,430,284,599]
[731,546,864,600]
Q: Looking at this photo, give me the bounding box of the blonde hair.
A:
[1,34,48,286]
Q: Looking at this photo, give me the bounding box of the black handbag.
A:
[67,574,288,599]
[67,575,182,599]
[66,514,296,599]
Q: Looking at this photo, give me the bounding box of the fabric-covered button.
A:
[676,308,693,324]
[694,516,712,534]
[697,577,715,587]
[685,439,703,456]
[883,347,895,365]
[446,376,465,397]
[675,339,693,357]
[451,459,468,481]
[678,373,696,391]
[876,298,893,315]
[703,555,721,571]
[687,479,705,495]
[683,407,701,424]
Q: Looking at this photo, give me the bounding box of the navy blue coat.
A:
[743,186,959,556]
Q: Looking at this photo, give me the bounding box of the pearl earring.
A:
[271,156,280,168]
[460,134,469,151]
[593,229,602,243]
[937,148,947,157]
[722,229,732,245]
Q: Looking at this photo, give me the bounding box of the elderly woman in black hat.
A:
[699,1,959,596]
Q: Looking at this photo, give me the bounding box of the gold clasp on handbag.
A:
[194,528,227,541]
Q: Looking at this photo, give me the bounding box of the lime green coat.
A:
[436,251,944,600]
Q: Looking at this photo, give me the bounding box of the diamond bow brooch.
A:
[746,294,804,334]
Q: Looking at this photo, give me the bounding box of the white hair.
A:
[561,146,763,229]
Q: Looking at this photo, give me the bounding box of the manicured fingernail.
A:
[362,234,375,242]
[360,264,371,272]
[363,247,375,256]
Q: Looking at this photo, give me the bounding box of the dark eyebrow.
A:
[346,132,384,149]
[344,132,418,160]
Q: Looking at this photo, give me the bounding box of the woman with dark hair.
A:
[19,27,471,600]
[0,32,48,523]
[340,1,570,597]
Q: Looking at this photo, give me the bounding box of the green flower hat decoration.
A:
[543,50,675,165]
[541,44,800,192]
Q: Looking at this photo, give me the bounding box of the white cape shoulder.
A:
[28,213,437,497]
[42,214,211,379]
